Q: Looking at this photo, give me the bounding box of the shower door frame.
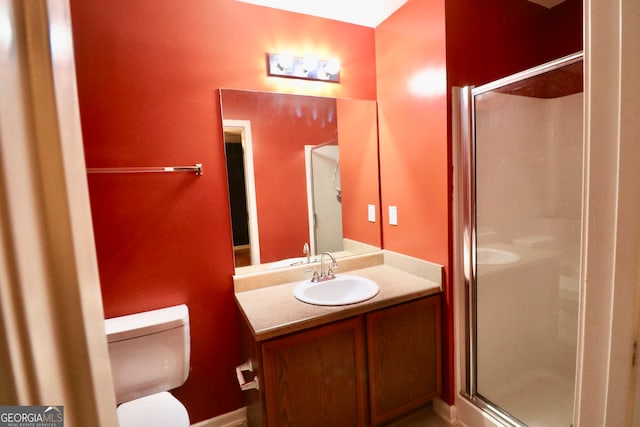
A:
[458,52,584,426]
[304,141,343,256]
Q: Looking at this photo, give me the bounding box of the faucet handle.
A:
[306,268,320,282]
[326,261,339,279]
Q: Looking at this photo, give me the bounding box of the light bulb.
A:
[303,55,319,72]
[325,59,341,75]
[277,52,294,70]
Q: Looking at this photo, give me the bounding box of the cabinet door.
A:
[367,295,442,425]
[262,317,368,427]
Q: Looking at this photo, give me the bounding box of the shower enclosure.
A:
[457,53,584,426]
[305,142,343,255]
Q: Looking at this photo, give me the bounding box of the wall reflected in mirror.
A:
[220,89,382,274]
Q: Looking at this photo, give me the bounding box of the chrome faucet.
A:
[312,252,337,282]
[303,242,310,264]
[307,251,338,282]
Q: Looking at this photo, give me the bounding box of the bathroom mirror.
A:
[220,89,382,273]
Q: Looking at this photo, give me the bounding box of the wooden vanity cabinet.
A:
[239,317,368,427]
[238,294,441,427]
[366,295,442,425]
[262,317,368,427]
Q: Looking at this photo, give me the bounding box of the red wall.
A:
[446,0,582,89]
[446,0,548,88]
[376,0,448,262]
[544,0,584,62]
[70,0,376,422]
[337,98,382,248]
[221,91,337,263]
[375,0,450,398]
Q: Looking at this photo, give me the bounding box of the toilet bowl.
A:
[105,304,191,427]
[116,392,189,427]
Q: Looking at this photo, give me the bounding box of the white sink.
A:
[477,247,520,265]
[293,274,380,306]
[266,257,317,269]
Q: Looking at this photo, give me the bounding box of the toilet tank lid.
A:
[105,304,189,343]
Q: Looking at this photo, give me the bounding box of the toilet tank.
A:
[105,304,190,404]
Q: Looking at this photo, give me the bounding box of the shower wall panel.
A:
[475,92,583,253]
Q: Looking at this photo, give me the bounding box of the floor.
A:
[484,370,574,427]
[234,247,251,267]
[385,403,456,427]
[378,371,574,427]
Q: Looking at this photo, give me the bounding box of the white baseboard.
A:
[191,407,247,427]
[433,398,460,425]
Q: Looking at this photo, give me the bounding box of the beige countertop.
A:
[235,254,442,341]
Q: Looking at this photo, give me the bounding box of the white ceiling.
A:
[236,0,409,27]
[237,0,567,27]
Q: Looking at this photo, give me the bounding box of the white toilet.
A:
[105,304,191,427]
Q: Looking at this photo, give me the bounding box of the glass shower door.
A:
[307,143,343,254]
[466,53,583,426]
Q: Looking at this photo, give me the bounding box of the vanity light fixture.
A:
[267,52,340,83]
